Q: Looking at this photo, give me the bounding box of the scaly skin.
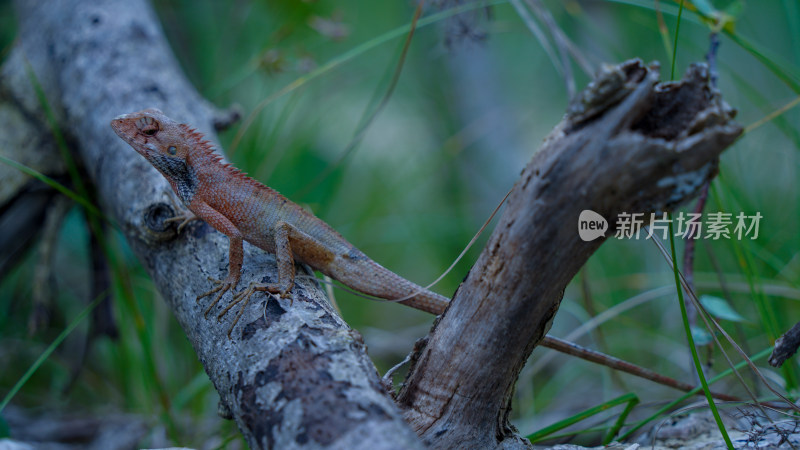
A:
[111,109,449,334]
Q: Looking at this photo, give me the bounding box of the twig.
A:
[540,335,740,401]
[770,322,800,368]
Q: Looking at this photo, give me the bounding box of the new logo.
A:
[578,210,608,241]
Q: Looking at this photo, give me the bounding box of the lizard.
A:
[111,108,450,335]
[110,110,711,386]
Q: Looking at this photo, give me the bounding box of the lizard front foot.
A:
[216,282,291,338]
[164,212,199,233]
[197,276,235,319]
[164,195,199,233]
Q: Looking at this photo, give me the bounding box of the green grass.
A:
[2,0,800,447]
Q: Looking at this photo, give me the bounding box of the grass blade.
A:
[526,393,640,443]
[0,293,105,414]
[0,153,105,220]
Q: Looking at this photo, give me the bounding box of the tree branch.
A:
[3,0,422,448]
[397,60,742,449]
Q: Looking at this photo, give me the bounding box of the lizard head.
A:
[111,108,200,203]
[110,108,193,162]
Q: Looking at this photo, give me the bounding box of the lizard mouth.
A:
[110,116,153,158]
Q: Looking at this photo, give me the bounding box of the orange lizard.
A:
[111,109,449,335]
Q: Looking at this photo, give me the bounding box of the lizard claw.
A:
[197,277,233,319]
[198,278,292,338]
[164,212,199,233]
[216,285,259,338]
[216,282,291,338]
[164,195,199,233]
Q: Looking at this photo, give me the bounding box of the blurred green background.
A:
[2,0,799,447]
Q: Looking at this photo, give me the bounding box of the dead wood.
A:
[770,321,800,367]
[396,60,742,449]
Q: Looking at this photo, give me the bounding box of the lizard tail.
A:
[323,255,450,315]
[395,285,450,316]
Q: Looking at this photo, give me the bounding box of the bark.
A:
[770,321,800,368]
[396,61,742,449]
[2,0,421,448]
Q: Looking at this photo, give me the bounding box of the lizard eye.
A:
[142,127,158,136]
[168,146,177,155]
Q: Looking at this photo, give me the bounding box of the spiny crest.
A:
[180,124,278,193]
[181,124,219,160]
